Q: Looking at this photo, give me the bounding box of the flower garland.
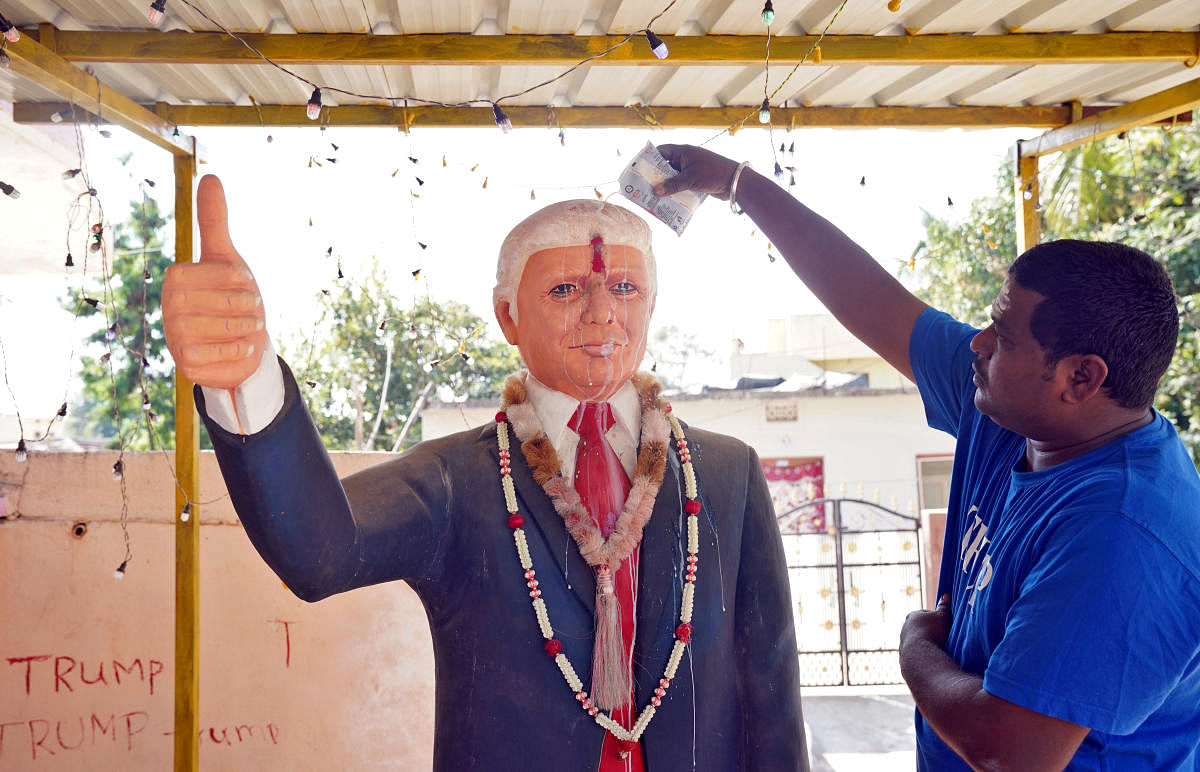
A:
[496,370,703,744]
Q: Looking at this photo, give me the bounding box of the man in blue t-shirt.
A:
[655,144,1200,770]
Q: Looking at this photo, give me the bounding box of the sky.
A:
[0,119,1030,420]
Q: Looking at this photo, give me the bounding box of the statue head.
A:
[494,199,657,401]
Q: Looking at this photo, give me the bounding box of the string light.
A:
[761,1,775,25]
[947,196,954,207]
[774,162,784,179]
[306,88,323,120]
[492,103,512,133]
[14,438,27,462]
[859,175,867,186]
[62,168,82,180]
[0,181,20,199]
[758,99,771,124]
[0,12,19,43]
[887,0,902,11]
[644,30,669,60]
[113,560,127,580]
[180,502,191,522]
[148,0,167,24]
[112,459,124,481]
[0,50,10,70]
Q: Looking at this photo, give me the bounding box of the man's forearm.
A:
[900,635,1083,772]
[734,167,927,380]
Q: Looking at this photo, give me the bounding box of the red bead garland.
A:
[508,513,525,529]
[544,639,563,656]
[675,623,692,643]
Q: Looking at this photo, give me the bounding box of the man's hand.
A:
[163,174,267,390]
[654,144,740,200]
[902,593,953,652]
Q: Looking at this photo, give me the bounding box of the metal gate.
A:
[779,497,923,687]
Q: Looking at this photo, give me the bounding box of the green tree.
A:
[67,192,179,450]
[646,324,717,391]
[283,262,523,450]
[907,117,1200,462]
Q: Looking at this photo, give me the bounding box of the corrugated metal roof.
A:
[1,0,1197,122]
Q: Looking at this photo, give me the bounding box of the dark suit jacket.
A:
[197,360,808,771]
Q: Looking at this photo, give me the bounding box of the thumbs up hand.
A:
[163,175,267,390]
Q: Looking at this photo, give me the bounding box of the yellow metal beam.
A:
[3,30,197,158]
[13,101,1081,129]
[1019,76,1200,158]
[172,152,200,772]
[35,29,1198,67]
[1014,152,1041,253]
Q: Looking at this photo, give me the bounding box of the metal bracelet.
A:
[728,161,751,215]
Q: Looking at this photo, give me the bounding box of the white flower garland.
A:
[494,391,702,745]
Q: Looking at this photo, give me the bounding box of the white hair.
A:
[494,199,656,323]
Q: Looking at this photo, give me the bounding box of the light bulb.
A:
[761,1,775,25]
[492,103,512,133]
[774,162,784,179]
[306,88,322,120]
[0,50,9,69]
[148,0,167,24]
[645,30,669,59]
[15,439,27,463]
[112,459,124,481]
[50,112,64,123]
[758,99,771,124]
[114,561,127,580]
[180,503,191,522]
[62,168,82,179]
[2,23,19,44]
[0,181,19,199]
[142,394,151,411]
[65,253,74,268]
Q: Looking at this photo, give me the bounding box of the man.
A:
[655,144,1200,770]
[163,178,808,770]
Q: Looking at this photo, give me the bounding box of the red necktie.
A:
[569,402,644,772]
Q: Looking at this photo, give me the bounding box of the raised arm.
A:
[656,144,928,381]
[162,175,443,600]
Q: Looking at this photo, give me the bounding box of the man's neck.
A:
[1022,409,1154,472]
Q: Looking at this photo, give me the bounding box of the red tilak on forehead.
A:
[590,235,605,273]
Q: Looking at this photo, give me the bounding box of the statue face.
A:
[496,243,655,402]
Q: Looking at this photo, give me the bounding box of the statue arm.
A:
[196,357,450,601]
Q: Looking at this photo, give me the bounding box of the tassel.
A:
[591,565,632,710]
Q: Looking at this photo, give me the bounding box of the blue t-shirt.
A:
[910,308,1200,771]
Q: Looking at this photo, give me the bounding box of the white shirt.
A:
[524,375,641,481]
[202,339,644,474]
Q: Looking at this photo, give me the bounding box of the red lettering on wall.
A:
[123,712,148,751]
[79,660,108,686]
[54,656,76,693]
[148,660,164,696]
[112,658,143,687]
[28,719,55,760]
[6,655,50,695]
[91,713,116,744]
[56,717,85,751]
[268,620,298,668]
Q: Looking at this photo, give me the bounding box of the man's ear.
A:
[1060,354,1109,405]
[495,300,519,345]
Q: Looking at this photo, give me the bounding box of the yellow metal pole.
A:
[173,151,200,772]
[1015,145,1041,253]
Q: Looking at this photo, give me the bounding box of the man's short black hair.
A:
[1008,239,1179,410]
